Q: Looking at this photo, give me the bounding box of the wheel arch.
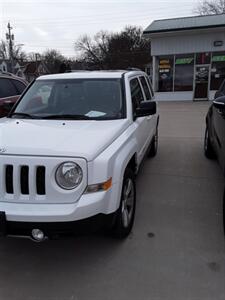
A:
[108,143,138,213]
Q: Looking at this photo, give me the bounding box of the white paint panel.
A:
[151,31,225,56]
[155,92,193,101]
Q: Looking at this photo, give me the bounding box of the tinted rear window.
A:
[12,79,26,94]
[0,78,18,98]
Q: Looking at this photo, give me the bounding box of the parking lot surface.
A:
[0,101,225,300]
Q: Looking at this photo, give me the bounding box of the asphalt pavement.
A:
[0,101,225,300]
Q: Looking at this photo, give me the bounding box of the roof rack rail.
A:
[126,67,141,71]
[65,70,91,73]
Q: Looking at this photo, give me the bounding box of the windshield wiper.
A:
[41,114,91,120]
[9,112,38,119]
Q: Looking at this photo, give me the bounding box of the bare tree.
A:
[42,49,66,73]
[195,0,225,15]
[26,52,41,62]
[0,40,27,63]
[75,31,111,69]
[75,26,150,70]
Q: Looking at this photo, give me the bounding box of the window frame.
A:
[139,76,152,101]
[129,77,145,116]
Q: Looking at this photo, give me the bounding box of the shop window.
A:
[210,53,225,90]
[158,56,173,92]
[196,53,211,65]
[174,55,194,91]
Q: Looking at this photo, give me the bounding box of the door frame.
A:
[193,64,211,101]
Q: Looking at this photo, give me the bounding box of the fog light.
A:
[31,229,45,242]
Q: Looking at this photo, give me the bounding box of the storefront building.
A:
[143,14,225,101]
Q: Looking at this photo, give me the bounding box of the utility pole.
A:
[6,22,14,73]
[35,53,40,76]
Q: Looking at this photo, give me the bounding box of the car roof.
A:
[0,72,27,84]
[37,70,147,80]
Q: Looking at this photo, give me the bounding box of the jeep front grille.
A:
[36,166,46,195]
[5,165,13,194]
[5,164,46,196]
[0,156,87,204]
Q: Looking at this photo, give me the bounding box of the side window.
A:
[130,78,144,111]
[11,79,26,94]
[140,76,152,100]
[147,77,154,97]
[0,78,17,98]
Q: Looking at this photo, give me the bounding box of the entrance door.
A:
[194,65,210,100]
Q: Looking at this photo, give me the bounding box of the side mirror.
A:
[136,101,156,118]
[213,96,225,110]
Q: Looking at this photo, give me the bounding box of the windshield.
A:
[10,78,125,120]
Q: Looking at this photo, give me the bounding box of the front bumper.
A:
[0,180,121,239]
[0,211,115,239]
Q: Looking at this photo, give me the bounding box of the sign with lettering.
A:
[212,55,225,62]
[175,58,194,65]
[214,41,223,47]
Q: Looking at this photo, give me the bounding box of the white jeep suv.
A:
[0,70,159,241]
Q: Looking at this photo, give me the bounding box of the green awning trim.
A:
[175,58,194,65]
[212,55,225,62]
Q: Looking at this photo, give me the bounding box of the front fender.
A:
[87,126,138,213]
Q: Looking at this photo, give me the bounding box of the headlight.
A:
[55,162,83,190]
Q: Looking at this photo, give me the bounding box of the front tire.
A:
[204,126,215,159]
[110,168,136,239]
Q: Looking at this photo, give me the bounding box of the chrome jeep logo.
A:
[0,148,6,153]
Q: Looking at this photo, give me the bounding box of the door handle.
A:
[146,116,152,121]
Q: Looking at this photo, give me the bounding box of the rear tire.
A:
[148,128,158,157]
[109,168,136,239]
[204,126,215,159]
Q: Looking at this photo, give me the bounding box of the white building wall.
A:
[155,91,217,101]
[149,28,225,101]
[155,92,193,101]
[151,29,225,56]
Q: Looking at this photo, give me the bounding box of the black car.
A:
[214,79,225,99]
[204,96,225,235]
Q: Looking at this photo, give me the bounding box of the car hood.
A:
[0,118,130,161]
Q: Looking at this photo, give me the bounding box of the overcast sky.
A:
[0,0,201,58]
